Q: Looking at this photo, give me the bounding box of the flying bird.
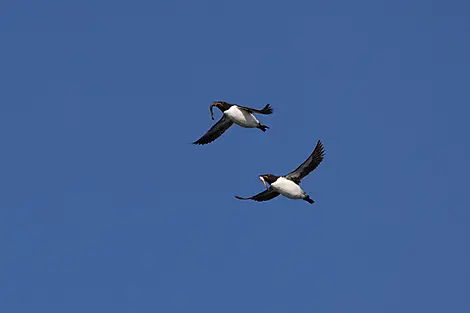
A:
[235,140,325,204]
[193,101,273,145]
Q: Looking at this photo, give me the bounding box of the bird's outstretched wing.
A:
[237,104,273,115]
[193,115,233,145]
[285,140,325,183]
[235,187,280,202]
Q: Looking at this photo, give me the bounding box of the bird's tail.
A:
[304,195,314,204]
[257,124,269,132]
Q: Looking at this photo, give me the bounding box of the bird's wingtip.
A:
[235,196,248,200]
[263,103,273,114]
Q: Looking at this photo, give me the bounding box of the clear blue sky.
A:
[1,1,469,312]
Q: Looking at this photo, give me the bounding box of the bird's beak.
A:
[259,176,268,189]
[210,103,216,120]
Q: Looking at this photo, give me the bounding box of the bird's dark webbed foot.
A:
[304,195,314,204]
[257,124,269,132]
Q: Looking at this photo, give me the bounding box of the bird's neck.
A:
[218,103,232,112]
[265,175,280,184]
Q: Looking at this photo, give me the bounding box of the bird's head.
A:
[210,101,230,119]
[259,174,279,189]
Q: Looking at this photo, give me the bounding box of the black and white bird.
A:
[193,101,273,145]
[235,140,325,204]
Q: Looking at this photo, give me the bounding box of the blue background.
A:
[1,1,469,312]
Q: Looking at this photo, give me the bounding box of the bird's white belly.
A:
[224,106,259,128]
[271,177,305,199]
